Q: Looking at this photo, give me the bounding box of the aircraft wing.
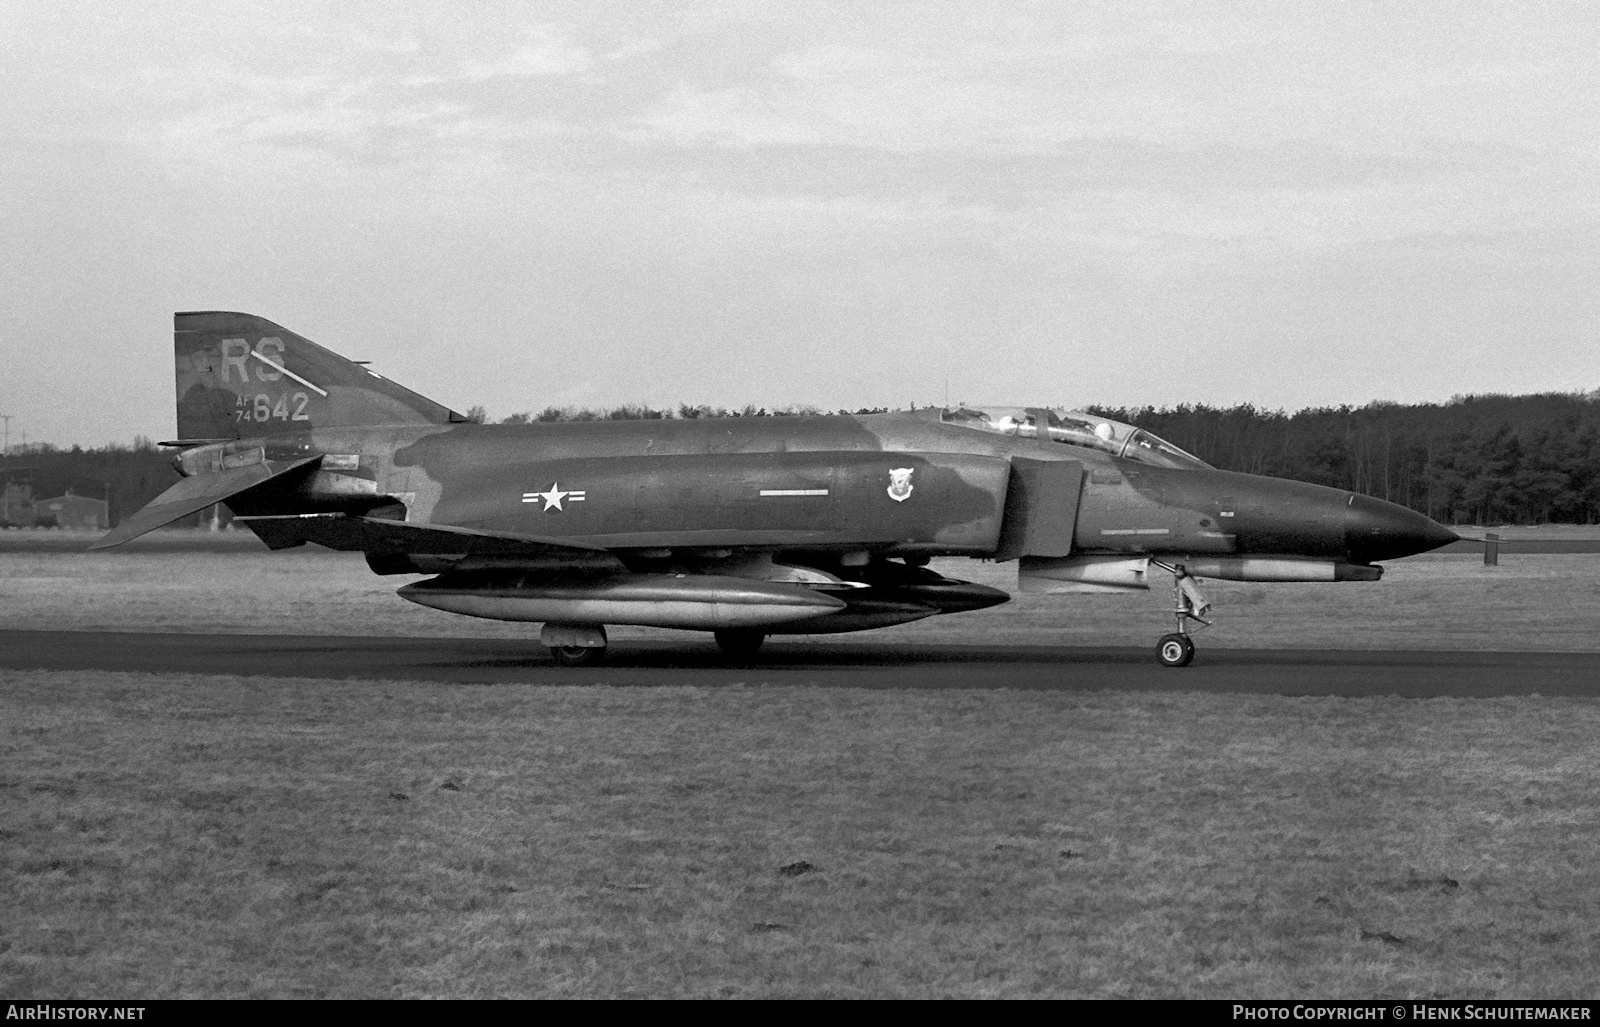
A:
[236,512,625,573]
[350,516,622,571]
[89,455,323,550]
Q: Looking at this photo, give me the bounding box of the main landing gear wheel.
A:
[714,629,767,657]
[550,644,606,667]
[1156,633,1196,668]
[541,623,609,667]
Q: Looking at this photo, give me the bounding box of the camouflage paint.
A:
[96,313,1458,643]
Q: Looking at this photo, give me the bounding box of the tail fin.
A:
[173,311,464,441]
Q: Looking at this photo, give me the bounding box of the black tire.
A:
[713,629,766,657]
[550,644,606,667]
[1156,633,1195,668]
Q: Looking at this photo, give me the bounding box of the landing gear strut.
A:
[1150,560,1211,668]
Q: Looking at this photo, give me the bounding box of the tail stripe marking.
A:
[251,352,328,396]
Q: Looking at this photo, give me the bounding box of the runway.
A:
[2,629,1596,696]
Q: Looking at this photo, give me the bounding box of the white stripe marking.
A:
[759,489,830,497]
[251,351,328,396]
[1100,528,1171,535]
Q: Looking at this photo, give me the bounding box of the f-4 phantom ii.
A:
[94,312,1459,667]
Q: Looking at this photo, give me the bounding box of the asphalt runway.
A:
[2,629,1597,697]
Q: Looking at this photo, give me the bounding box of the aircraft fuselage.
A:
[100,311,1460,666]
[208,412,1451,573]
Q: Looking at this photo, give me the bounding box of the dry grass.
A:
[1,528,1597,651]
[4,669,1599,999]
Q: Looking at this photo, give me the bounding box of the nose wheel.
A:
[1150,560,1211,668]
[1157,633,1196,668]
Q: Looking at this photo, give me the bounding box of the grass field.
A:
[6,671,1599,998]
[3,528,1600,998]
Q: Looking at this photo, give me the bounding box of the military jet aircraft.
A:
[94,312,1458,666]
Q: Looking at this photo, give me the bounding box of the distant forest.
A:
[0,440,176,529]
[5,391,1600,527]
[1090,393,1600,526]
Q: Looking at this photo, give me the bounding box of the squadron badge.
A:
[887,467,914,503]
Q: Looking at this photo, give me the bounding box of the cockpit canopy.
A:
[940,406,1210,470]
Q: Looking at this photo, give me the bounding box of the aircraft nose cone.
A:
[1344,494,1458,562]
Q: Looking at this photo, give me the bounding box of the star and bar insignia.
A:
[522,483,587,512]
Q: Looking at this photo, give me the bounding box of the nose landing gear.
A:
[1150,560,1211,667]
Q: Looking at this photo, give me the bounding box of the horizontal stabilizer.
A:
[89,456,322,550]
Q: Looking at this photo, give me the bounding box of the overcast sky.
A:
[3,1,1597,447]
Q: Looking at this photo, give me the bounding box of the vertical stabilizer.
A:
[174,311,463,441]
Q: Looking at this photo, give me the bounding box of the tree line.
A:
[6,392,1599,528]
[0,438,176,528]
[1091,392,1600,525]
[481,392,1600,524]
[465,403,890,423]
